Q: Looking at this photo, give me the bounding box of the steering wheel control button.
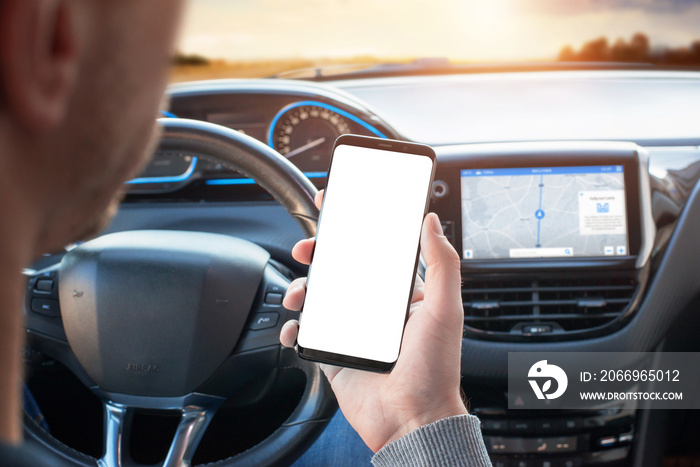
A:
[31,298,60,317]
[249,312,279,330]
[35,279,54,292]
[264,292,284,305]
[28,270,59,299]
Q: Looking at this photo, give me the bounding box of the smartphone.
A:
[296,135,437,372]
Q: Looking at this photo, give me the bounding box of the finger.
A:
[279,317,342,383]
[314,189,324,210]
[279,317,343,384]
[279,320,299,348]
[408,275,426,318]
[283,277,307,311]
[411,273,425,304]
[419,213,463,327]
[291,238,316,265]
[319,362,343,384]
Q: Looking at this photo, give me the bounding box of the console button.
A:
[31,298,60,318]
[559,458,582,467]
[249,312,279,330]
[535,419,557,432]
[513,460,532,467]
[533,437,549,453]
[35,279,54,292]
[440,220,453,239]
[552,436,577,452]
[491,458,510,467]
[485,436,510,453]
[536,461,556,467]
[522,325,552,335]
[561,418,582,431]
[482,419,508,431]
[597,436,617,448]
[433,181,449,199]
[618,432,634,443]
[509,420,533,432]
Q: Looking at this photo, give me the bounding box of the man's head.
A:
[0,0,186,256]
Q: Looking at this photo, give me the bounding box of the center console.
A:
[428,142,655,466]
[430,142,654,341]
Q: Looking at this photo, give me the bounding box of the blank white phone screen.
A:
[297,144,434,364]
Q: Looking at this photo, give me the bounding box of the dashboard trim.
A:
[636,148,655,268]
[205,171,328,186]
[333,70,700,89]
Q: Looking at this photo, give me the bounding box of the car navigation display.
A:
[460,165,629,260]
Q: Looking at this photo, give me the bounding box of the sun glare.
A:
[173,0,700,80]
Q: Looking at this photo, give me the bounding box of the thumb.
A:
[420,213,463,324]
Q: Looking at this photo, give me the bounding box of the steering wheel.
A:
[22,118,337,466]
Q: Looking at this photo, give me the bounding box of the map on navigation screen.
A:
[460,166,629,259]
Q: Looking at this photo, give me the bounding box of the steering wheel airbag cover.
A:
[60,230,270,396]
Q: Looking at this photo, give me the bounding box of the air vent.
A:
[463,277,637,335]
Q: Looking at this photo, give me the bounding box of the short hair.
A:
[0,70,5,110]
[0,1,6,108]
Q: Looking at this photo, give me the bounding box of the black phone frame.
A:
[296,134,437,373]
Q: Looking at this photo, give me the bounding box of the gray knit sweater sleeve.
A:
[371,414,491,466]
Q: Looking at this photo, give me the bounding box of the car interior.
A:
[17,1,700,466]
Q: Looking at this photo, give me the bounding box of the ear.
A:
[0,0,79,131]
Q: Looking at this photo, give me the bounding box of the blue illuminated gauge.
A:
[269,101,387,173]
[270,104,349,172]
[127,154,197,185]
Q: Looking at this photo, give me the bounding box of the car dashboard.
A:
[28,70,700,466]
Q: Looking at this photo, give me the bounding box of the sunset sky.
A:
[179,0,700,62]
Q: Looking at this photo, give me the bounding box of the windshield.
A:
[174,0,700,82]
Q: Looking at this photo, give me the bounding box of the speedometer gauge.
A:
[270,103,351,172]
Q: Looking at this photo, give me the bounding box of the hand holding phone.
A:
[281,192,468,453]
[296,135,437,371]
